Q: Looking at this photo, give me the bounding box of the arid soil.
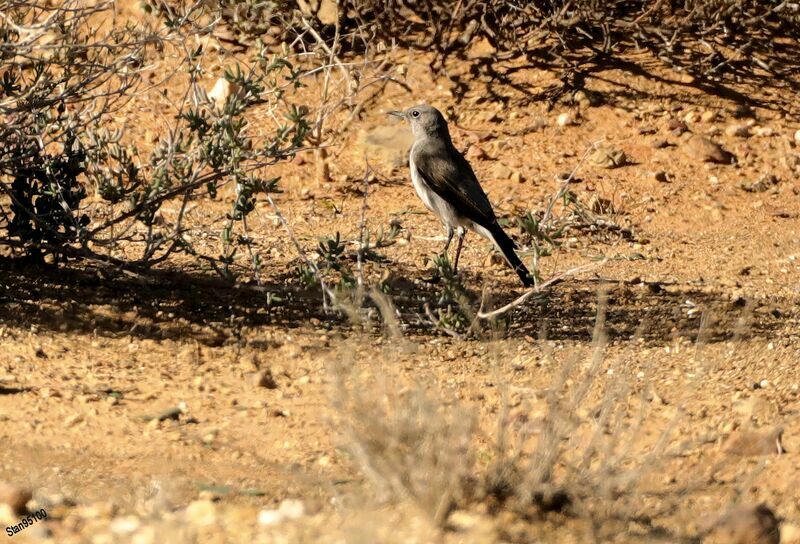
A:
[1,3,800,543]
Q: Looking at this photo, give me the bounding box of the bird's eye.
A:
[411,110,420,118]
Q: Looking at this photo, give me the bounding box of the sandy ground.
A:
[1,3,800,543]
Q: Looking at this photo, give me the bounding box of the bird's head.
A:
[388,104,449,139]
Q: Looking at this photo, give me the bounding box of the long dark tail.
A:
[485,223,533,287]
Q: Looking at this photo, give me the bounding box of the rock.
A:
[484,111,503,124]
[652,170,670,183]
[794,128,800,145]
[705,504,780,544]
[253,369,278,389]
[0,482,32,514]
[590,146,627,169]
[465,145,487,161]
[492,163,512,179]
[278,498,305,520]
[701,110,717,123]
[782,154,800,172]
[132,526,158,544]
[529,116,548,131]
[781,523,800,544]
[682,134,734,164]
[0,504,14,526]
[753,126,774,137]
[667,118,689,136]
[185,500,217,526]
[316,0,338,25]
[722,427,784,456]
[258,509,284,526]
[297,0,338,25]
[144,130,158,144]
[651,138,670,149]
[739,175,778,193]
[725,124,751,138]
[483,252,505,268]
[731,104,754,119]
[556,112,577,127]
[684,111,700,123]
[510,171,524,183]
[358,125,413,168]
[447,510,485,531]
[40,387,60,398]
[207,78,244,109]
[64,413,83,427]
[148,406,184,422]
[257,499,306,527]
[110,516,142,535]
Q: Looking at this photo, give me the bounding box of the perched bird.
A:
[389,104,532,287]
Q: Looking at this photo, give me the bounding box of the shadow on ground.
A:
[454,53,800,118]
[0,257,794,347]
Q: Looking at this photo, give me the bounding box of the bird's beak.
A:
[387,110,405,119]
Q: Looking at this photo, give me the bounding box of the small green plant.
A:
[430,254,470,332]
[316,232,356,291]
[358,222,401,263]
[6,129,89,262]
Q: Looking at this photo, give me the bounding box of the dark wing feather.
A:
[412,142,497,228]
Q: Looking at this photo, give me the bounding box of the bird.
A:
[389,104,532,287]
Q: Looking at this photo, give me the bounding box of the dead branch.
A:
[477,259,607,320]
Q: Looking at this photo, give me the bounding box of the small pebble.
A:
[185,500,217,526]
[0,482,32,514]
[492,163,512,179]
[466,145,487,161]
[682,134,734,164]
[253,369,278,389]
[652,170,669,183]
[725,124,751,138]
[207,78,243,109]
[700,110,717,122]
[556,112,576,127]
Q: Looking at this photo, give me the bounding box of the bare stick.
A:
[355,165,374,290]
[477,259,607,319]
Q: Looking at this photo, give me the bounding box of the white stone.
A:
[257,509,284,526]
[132,527,158,544]
[110,516,141,535]
[782,523,800,543]
[207,78,244,109]
[278,498,305,520]
[185,500,217,526]
[556,112,575,127]
[700,110,716,122]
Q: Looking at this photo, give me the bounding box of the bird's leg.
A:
[443,226,454,259]
[453,228,466,273]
